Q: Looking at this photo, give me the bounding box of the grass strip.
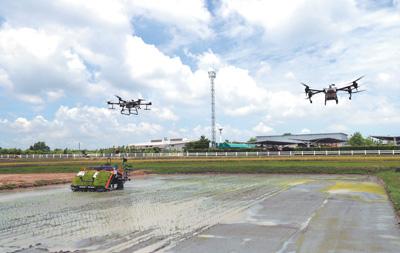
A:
[1,159,400,174]
[377,170,400,215]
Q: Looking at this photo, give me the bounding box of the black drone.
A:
[301,76,365,105]
[107,95,152,115]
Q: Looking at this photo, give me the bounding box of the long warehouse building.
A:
[254,133,348,147]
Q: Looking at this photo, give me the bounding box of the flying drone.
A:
[301,76,365,105]
[107,95,152,115]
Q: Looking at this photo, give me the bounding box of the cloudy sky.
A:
[0,0,399,149]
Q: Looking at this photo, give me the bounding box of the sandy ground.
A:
[0,174,399,253]
[0,173,75,188]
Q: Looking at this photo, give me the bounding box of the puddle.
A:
[324,181,386,195]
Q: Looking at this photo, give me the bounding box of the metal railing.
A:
[1,150,400,159]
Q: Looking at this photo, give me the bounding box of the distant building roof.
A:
[371,135,400,140]
[255,133,348,145]
[371,136,400,145]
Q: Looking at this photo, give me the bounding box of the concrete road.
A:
[0,175,399,252]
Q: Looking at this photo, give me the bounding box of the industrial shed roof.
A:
[255,133,348,145]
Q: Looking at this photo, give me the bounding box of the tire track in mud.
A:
[95,185,288,253]
[0,175,287,252]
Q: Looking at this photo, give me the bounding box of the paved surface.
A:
[0,175,399,252]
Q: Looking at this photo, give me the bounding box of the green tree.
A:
[349,132,365,146]
[364,137,375,146]
[248,137,257,143]
[29,141,50,152]
[184,136,210,150]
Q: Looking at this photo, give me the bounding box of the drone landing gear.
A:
[121,108,139,116]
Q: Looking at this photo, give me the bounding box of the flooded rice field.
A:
[0,174,399,253]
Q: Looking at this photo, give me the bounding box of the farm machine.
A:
[71,158,132,192]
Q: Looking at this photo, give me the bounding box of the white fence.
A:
[1,150,400,159]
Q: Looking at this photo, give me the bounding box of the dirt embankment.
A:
[0,173,75,190]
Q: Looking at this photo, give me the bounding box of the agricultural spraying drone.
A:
[107,95,152,115]
[301,76,365,105]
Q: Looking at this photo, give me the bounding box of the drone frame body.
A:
[107,95,152,116]
[301,76,365,105]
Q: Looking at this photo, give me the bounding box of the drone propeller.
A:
[353,75,364,82]
[352,89,366,94]
[115,95,126,102]
[301,82,311,94]
[348,76,364,90]
[301,85,313,103]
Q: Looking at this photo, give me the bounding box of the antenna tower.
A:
[208,70,216,148]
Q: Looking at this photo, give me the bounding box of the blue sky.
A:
[0,0,399,149]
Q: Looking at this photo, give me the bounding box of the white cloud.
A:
[16,94,44,105]
[129,0,212,39]
[46,89,65,102]
[220,0,358,44]
[0,68,13,89]
[124,35,209,103]
[152,107,179,121]
[0,26,60,60]
[58,0,129,26]
[196,50,223,70]
[0,0,399,148]
[378,73,391,82]
[326,124,348,133]
[252,122,274,134]
[0,106,164,149]
[211,63,269,116]
[255,61,272,79]
[284,71,296,80]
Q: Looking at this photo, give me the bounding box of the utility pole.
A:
[219,128,223,147]
[208,70,216,148]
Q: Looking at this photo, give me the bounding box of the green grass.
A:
[0,165,80,174]
[133,160,399,174]
[377,170,400,214]
[1,159,399,174]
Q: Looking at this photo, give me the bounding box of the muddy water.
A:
[0,175,285,252]
[0,175,399,253]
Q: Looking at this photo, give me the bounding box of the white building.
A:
[129,138,193,151]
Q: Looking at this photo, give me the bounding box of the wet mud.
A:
[0,175,399,253]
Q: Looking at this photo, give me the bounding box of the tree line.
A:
[0,132,396,155]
